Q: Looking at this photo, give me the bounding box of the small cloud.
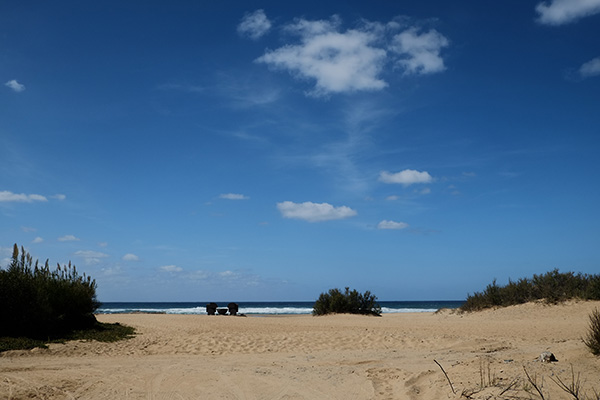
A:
[21,226,37,233]
[238,9,272,40]
[253,15,449,97]
[98,242,108,248]
[256,16,388,96]
[160,265,183,273]
[51,194,67,200]
[0,191,47,203]
[447,185,461,196]
[58,235,80,242]
[386,195,399,201]
[377,220,409,230]
[73,250,109,265]
[535,0,600,25]
[416,187,431,195]
[5,79,25,92]
[390,28,449,75]
[32,237,44,244]
[122,253,139,261]
[379,169,433,186]
[277,201,357,222]
[219,193,249,200]
[579,56,600,78]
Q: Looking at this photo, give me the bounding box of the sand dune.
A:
[1,301,599,399]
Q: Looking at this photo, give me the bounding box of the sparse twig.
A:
[434,359,456,394]
[551,365,582,400]
[499,376,520,396]
[523,366,545,400]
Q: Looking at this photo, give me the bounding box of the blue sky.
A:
[1,0,599,302]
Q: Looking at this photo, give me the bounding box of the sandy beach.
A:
[1,301,599,399]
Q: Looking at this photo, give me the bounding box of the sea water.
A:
[97,301,464,315]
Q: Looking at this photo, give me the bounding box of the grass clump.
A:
[461,269,600,312]
[313,287,381,316]
[583,308,600,356]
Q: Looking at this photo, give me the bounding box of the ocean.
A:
[97,301,464,315]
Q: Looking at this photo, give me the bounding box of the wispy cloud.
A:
[74,250,109,265]
[122,253,139,261]
[159,264,183,273]
[238,9,272,40]
[536,0,600,25]
[379,169,433,186]
[254,15,449,96]
[277,201,357,222]
[58,235,80,242]
[0,191,47,203]
[32,237,44,244]
[219,193,249,200]
[156,83,204,93]
[377,220,409,230]
[390,27,449,75]
[4,79,25,92]
[579,56,600,78]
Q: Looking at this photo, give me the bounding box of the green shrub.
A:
[461,269,600,312]
[313,287,381,316]
[583,308,600,356]
[0,244,100,339]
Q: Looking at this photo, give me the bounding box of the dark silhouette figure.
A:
[228,302,239,316]
[206,302,218,315]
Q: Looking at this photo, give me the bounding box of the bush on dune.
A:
[0,244,100,339]
[584,308,600,356]
[460,269,600,312]
[313,287,381,316]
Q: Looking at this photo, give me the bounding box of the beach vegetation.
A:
[312,287,381,316]
[583,308,600,356]
[0,244,135,352]
[460,269,600,312]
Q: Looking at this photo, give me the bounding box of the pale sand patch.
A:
[1,301,599,399]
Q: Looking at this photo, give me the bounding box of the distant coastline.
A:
[97,300,464,315]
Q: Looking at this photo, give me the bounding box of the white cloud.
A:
[386,195,399,201]
[219,193,249,200]
[160,265,183,273]
[238,9,272,40]
[51,194,67,200]
[74,250,109,265]
[277,201,357,222]
[0,191,47,203]
[377,220,409,230]
[254,16,449,96]
[379,169,433,186]
[579,56,600,78]
[32,237,44,244]
[536,0,600,25]
[256,17,388,96]
[58,234,80,242]
[122,253,139,261]
[390,28,449,75]
[5,79,25,92]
